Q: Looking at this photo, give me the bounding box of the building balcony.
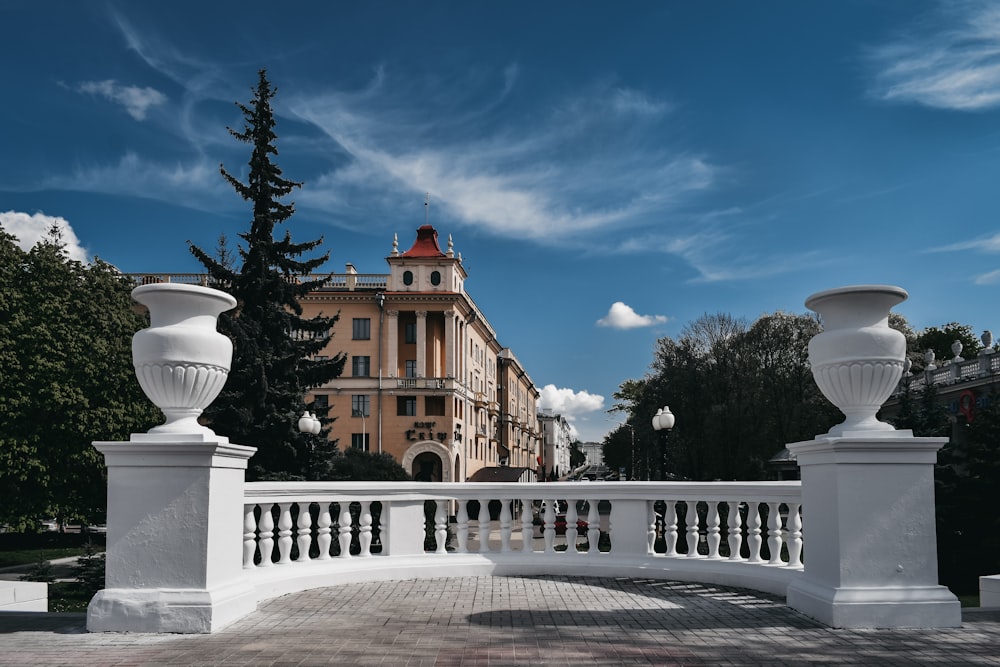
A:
[396,377,452,391]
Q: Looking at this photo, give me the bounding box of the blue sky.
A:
[3,1,1000,443]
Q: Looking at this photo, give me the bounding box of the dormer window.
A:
[430,270,441,286]
[403,270,414,286]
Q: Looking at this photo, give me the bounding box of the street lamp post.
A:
[651,406,675,481]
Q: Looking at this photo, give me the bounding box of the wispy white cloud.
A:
[868,1,1000,111]
[933,231,1000,253]
[596,302,667,329]
[287,70,714,243]
[76,79,167,120]
[39,153,230,212]
[0,210,89,262]
[974,269,1000,285]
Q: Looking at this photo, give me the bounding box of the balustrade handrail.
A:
[244,480,802,504]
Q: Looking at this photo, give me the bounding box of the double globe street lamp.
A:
[651,406,675,481]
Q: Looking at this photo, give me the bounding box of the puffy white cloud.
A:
[77,79,167,120]
[0,210,89,263]
[596,302,667,329]
[537,385,605,420]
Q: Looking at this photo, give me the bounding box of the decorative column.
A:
[785,285,960,628]
[415,310,427,378]
[86,283,258,633]
[386,310,399,377]
[444,311,456,379]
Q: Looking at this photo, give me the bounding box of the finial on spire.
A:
[446,234,454,258]
[424,192,429,225]
[391,233,399,257]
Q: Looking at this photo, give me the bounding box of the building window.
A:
[313,394,329,409]
[397,396,417,416]
[351,433,370,451]
[425,396,446,416]
[352,318,371,340]
[430,270,441,286]
[351,395,370,417]
[403,270,414,286]
[405,360,417,378]
[404,322,417,344]
[352,355,371,377]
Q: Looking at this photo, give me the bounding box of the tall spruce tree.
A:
[190,70,345,480]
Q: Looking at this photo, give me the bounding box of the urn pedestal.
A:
[785,284,959,628]
[88,283,258,633]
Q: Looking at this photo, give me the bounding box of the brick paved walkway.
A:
[1,576,999,666]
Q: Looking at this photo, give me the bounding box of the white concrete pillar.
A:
[445,311,456,379]
[386,310,399,377]
[785,435,961,628]
[416,310,427,378]
[86,433,257,633]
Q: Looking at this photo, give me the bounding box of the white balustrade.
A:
[241,481,804,593]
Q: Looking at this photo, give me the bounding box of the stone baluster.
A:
[478,498,491,553]
[786,502,803,568]
[543,499,556,553]
[587,499,600,556]
[706,501,721,559]
[456,500,470,553]
[521,500,535,553]
[500,499,513,553]
[295,503,313,562]
[767,502,785,565]
[338,503,353,558]
[663,500,678,556]
[646,501,656,555]
[258,504,275,567]
[243,505,257,569]
[746,502,763,563]
[277,503,293,564]
[435,500,448,554]
[685,501,699,557]
[566,500,579,554]
[316,504,333,560]
[358,501,373,556]
[727,501,743,561]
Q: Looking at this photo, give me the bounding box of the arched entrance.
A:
[402,441,452,482]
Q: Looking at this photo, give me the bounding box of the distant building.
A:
[578,441,604,468]
[538,411,572,480]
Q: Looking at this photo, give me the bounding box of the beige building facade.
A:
[299,225,541,482]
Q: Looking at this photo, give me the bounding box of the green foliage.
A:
[325,448,412,481]
[934,392,1000,594]
[569,440,586,468]
[605,311,841,481]
[190,70,346,480]
[915,322,981,368]
[71,541,105,595]
[0,225,159,529]
[19,555,55,584]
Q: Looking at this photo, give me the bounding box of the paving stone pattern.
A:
[1,576,999,666]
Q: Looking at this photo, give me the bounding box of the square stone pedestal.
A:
[86,433,258,633]
[785,434,960,628]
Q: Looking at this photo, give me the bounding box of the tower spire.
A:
[424,192,429,225]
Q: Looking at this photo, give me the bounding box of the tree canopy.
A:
[0,225,158,530]
[606,311,841,481]
[190,70,346,480]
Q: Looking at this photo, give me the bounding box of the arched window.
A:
[430,270,441,286]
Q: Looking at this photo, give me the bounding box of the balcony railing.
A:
[241,481,803,601]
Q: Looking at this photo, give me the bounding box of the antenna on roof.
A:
[424,192,429,225]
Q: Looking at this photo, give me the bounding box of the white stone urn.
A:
[131,283,237,435]
[805,284,908,437]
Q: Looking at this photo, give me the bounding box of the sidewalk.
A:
[1,575,999,666]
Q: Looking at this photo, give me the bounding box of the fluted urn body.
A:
[131,283,237,435]
[805,285,908,437]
